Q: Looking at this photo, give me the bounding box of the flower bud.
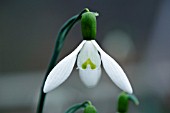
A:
[84,105,97,113]
[81,12,97,40]
[117,92,129,112]
[117,92,139,113]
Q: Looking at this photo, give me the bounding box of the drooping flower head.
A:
[43,11,133,94]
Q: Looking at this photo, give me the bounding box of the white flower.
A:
[43,40,133,94]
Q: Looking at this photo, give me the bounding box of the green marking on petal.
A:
[82,58,96,69]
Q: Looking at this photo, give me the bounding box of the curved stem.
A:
[65,101,90,113]
[66,104,82,113]
[36,8,89,113]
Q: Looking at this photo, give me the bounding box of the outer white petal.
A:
[79,66,101,88]
[43,40,86,93]
[91,40,133,94]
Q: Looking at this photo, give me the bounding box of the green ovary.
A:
[82,58,96,69]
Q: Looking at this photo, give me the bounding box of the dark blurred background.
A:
[1,0,170,113]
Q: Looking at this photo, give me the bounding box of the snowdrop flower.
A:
[43,12,133,94]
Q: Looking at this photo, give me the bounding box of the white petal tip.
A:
[80,77,100,88]
[43,86,50,93]
[79,68,101,88]
[121,83,133,94]
[126,87,133,94]
[43,84,55,93]
[43,88,48,93]
[85,84,97,88]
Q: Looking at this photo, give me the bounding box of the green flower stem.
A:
[67,105,83,113]
[65,104,82,113]
[128,94,139,106]
[65,101,89,113]
[36,8,89,113]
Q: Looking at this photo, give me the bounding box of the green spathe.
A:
[81,12,97,40]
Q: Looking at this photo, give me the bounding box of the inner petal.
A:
[77,41,101,69]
